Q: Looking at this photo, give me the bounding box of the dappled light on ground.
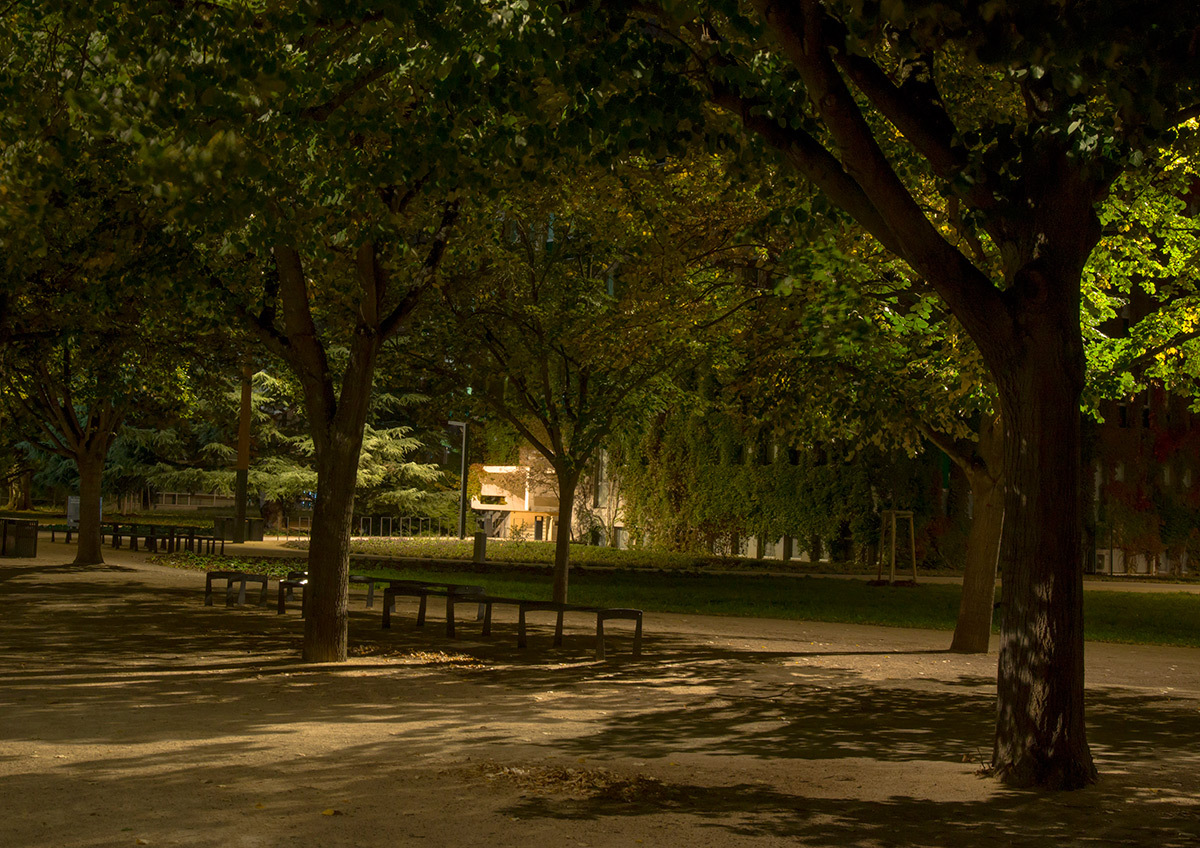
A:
[1,546,1198,847]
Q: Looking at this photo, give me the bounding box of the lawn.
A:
[155,550,1200,648]
[282,535,887,573]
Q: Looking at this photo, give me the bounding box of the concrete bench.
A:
[380,581,486,631]
[204,571,269,607]
[447,595,643,660]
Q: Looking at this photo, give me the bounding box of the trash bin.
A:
[214,516,265,542]
[1,518,39,557]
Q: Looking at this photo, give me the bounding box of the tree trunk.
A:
[303,437,360,662]
[950,466,1003,652]
[551,469,579,603]
[989,295,1096,788]
[950,416,1004,654]
[15,471,32,510]
[74,453,106,565]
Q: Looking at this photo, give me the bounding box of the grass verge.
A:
[153,551,1200,648]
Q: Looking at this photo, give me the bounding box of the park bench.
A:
[444,594,642,660]
[379,580,486,630]
[178,528,223,555]
[45,524,74,543]
[205,570,270,607]
[274,572,407,614]
[111,523,225,555]
[277,573,309,615]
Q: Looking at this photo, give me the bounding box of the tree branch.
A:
[748,0,1010,351]
[1121,326,1200,374]
[379,201,461,339]
[301,63,393,122]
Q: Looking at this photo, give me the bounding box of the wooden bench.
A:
[274,572,400,614]
[446,594,643,660]
[380,581,486,631]
[204,571,269,607]
[112,524,225,555]
[46,524,74,543]
[179,529,223,555]
[277,575,308,615]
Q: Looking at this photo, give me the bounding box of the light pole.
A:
[448,420,469,539]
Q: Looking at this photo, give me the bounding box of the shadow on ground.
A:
[1,559,1197,848]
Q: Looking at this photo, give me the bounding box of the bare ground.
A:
[1,541,1198,847]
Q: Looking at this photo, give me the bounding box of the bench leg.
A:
[595,616,606,661]
[446,596,456,638]
[554,610,565,647]
[204,574,215,606]
[277,583,288,614]
[236,577,248,606]
[482,603,493,637]
[518,607,528,648]
[365,582,375,609]
[416,595,428,628]
[225,577,237,607]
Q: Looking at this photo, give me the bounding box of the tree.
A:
[70,1,534,661]
[561,1,1200,787]
[728,251,1006,653]
[0,137,206,563]
[131,366,444,523]
[417,158,767,601]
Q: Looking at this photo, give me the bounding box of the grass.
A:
[284,535,888,573]
[154,550,1200,648]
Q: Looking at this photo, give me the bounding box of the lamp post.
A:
[233,363,253,544]
[448,420,469,539]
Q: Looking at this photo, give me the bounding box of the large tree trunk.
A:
[299,333,377,664]
[988,269,1096,789]
[303,432,362,663]
[74,452,106,565]
[950,417,1004,654]
[551,469,579,603]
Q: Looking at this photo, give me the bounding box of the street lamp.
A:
[448,420,469,539]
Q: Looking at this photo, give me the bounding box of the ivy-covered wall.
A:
[613,406,953,565]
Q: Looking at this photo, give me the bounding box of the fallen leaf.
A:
[321,809,343,817]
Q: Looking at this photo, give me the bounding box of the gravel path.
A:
[1,541,1197,847]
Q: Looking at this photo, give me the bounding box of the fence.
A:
[355,516,458,539]
[278,515,461,540]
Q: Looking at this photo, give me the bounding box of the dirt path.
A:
[1,542,1197,847]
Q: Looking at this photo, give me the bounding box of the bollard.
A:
[472,531,487,564]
